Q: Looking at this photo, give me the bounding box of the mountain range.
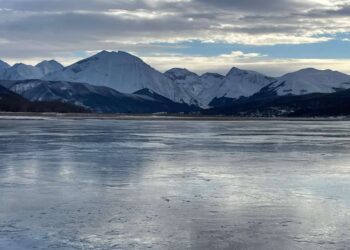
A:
[0,79,197,114]
[204,88,350,117]
[43,51,198,106]
[0,60,63,81]
[1,50,350,116]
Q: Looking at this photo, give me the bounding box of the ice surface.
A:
[1,119,350,249]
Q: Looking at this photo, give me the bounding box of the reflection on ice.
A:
[0,119,350,249]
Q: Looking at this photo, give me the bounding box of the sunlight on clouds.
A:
[4,49,350,77]
[307,0,347,5]
[0,38,9,44]
[140,52,350,76]
[106,9,174,19]
[205,33,332,46]
[220,51,265,58]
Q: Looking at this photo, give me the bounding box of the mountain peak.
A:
[282,67,350,79]
[300,67,341,74]
[200,73,224,79]
[227,67,251,76]
[95,50,118,57]
[0,59,10,69]
[165,68,199,81]
[0,63,43,80]
[298,67,318,72]
[71,50,144,68]
[36,60,63,68]
[94,50,140,62]
[13,63,29,67]
[0,59,10,74]
[201,67,275,104]
[269,67,350,96]
[96,50,109,55]
[43,50,196,105]
[288,68,326,76]
[36,60,64,75]
[166,68,197,74]
[226,67,264,78]
[36,59,61,65]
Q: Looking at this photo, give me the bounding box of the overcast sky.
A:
[1,0,350,76]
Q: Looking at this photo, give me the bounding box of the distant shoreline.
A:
[0,112,349,121]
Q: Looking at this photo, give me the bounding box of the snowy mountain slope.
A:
[0,83,86,112]
[0,60,63,80]
[200,73,225,89]
[43,51,197,105]
[0,60,10,74]
[196,73,225,106]
[199,67,276,106]
[164,68,224,107]
[165,68,224,94]
[36,60,64,75]
[165,68,203,96]
[0,79,196,113]
[0,63,44,80]
[266,68,350,96]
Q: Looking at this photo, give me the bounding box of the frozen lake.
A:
[1,118,350,249]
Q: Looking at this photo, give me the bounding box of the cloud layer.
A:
[142,51,350,77]
[0,0,350,74]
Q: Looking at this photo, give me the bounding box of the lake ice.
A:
[1,118,350,249]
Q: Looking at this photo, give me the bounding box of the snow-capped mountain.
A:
[164,68,224,107]
[0,63,44,80]
[36,60,64,75]
[196,73,225,106]
[0,79,196,113]
[266,68,350,96]
[200,73,225,89]
[44,51,197,105]
[165,68,203,96]
[4,50,350,114]
[0,60,10,74]
[0,60,64,80]
[199,67,276,106]
[165,68,224,95]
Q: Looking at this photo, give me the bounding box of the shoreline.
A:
[0,112,349,121]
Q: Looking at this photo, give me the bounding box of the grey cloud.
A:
[226,25,303,35]
[0,10,208,60]
[9,0,299,13]
[0,12,208,41]
[192,0,311,12]
[0,0,149,12]
[307,4,350,17]
[0,0,349,64]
